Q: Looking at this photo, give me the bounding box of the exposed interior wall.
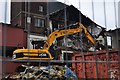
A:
[28,34,46,49]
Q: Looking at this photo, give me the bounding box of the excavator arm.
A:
[80,23,94,45]
[43,23,94,50]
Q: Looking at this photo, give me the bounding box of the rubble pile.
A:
[2,65,78,80]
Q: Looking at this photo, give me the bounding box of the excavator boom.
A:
[43,23,94,49]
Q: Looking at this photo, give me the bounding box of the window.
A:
[107,36,112,46]
[35,18,45,27]
[88,26,92,33]
[39,6,43,12]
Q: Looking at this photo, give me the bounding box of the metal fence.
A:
[1,0,120,80]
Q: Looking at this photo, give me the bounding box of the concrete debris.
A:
[2,65,78,80]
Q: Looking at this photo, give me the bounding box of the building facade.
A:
[11,1,66,49]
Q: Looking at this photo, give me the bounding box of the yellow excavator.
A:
[12,22,94,60]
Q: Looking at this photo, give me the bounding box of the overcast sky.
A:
[0,0,119,30]
[57,0,120,30]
